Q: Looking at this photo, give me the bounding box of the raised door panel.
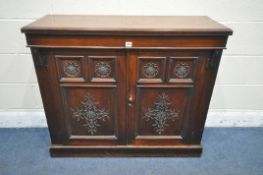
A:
[127,51,203,145]
[135,88,192,139]
[62,87,117,137]
[51,50,126,146]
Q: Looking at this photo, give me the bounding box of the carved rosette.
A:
[64,62,80,77]
[174,63,190,78]
[95,62,111,78]
[144,92,179,134]
[143,63,159,78]
[71,93,110,135]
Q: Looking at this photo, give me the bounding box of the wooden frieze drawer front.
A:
[21,15,232,157]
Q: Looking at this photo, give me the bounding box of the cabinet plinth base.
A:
[50,145,202,157]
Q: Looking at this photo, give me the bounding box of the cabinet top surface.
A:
[21,15,232,36]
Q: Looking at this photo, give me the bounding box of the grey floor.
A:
[0,128,262,175]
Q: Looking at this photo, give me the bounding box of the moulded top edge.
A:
[21,15,233,36]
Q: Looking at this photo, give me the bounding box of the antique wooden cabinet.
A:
[21,15,232,157]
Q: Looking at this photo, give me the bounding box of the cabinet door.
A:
[127,50,205,145]
[47,49,126,146]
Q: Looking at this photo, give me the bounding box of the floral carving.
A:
[144,92,179,134]
[95,62,111,78]
[64,62,80,77]
[72,93,110,135]
[174,63,190,78]
[143,63,159,78]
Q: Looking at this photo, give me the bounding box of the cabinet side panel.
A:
[30,48,68,144]
[191,50,223,144]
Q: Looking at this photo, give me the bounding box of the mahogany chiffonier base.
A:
[21,15,232,157]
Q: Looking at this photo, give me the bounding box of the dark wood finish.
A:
[22,15,232,157]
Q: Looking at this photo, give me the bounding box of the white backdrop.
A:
[0,0,263,127]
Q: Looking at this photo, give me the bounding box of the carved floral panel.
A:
[168,57,197,83]
[72,93,110,135]
[95,62,112,78]
[144,92,179,134]
[138,57,166,82]
[89,57,116,82]
[64,62,81,77]
[143,63,159,78]
[174,63,190,78]
[56,56,84,81]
